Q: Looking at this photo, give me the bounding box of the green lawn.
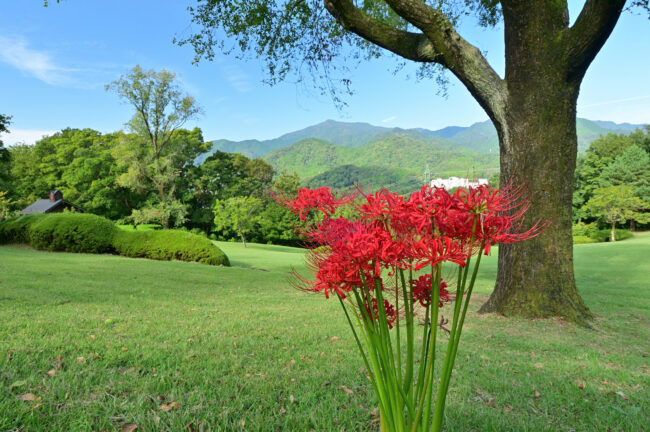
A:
[0,235,648,431]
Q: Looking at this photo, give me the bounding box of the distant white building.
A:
[430,176,489,190]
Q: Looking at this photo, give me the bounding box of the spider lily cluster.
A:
[275,184,546,432]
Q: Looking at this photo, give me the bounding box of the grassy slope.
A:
[0,235,648,431]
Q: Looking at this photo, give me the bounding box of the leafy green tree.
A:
[213,196,263,247]
[628,126,650,155]
[577,133,635,202]
[0,190,12,220]
[0,114,12,191]
[259,172,304,245]
[599,146,650,201]
[598,145,650,230]
[583,186,649,242]
[183,151,275,233]
[107,66,203,228]
[131,200,188,229]
[7,129,134,218]
[179,0,650,323]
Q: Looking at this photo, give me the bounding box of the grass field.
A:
[0,235,648,431]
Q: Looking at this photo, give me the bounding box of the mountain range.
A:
[197,118,646,187]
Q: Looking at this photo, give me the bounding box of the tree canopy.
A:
[0,114,11,186]
[583,185,649,241]
[107,66,204,228]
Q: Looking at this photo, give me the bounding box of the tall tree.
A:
[8,129,135,218]
[583,186,648,242]
[180,0,648,324]
[213,196,264,247]
[0,114,11,190]
[598,145,650,230]
[107,66,203,228]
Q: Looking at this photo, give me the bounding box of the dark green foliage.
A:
[0,214,229,266]
[573,128,650,226]
[0,114,11,190]
[0,214,46,244]
[113,229,229,266]
[28,213,118,253]
[308,164,420,193]
[264,134,498,180]
[7,129,137,218]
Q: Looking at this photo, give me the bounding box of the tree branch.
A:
[565,0,626,80]
[323,0,439,63]
[324,0,507,128]
[381,0,508,131]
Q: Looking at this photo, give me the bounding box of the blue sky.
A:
[0,1,648,145]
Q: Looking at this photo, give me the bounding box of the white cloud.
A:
[220,63,253,93]
[1,129,57,146]
[0,35,75,86]
[381,116,397,123]
[578,95,650,125]
[579,94,650,109]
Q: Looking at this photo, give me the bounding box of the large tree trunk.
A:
[318,0,624,325]
[478,2,593,325]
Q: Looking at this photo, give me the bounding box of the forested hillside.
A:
[264,133,499,179]
[199,118,644,161]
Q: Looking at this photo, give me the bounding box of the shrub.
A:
[116,224,161,232]
[572,222,633,243]
[28,213,118,253]
[572,235,597,244]
[0,214,46,244]
[113,229,229,266]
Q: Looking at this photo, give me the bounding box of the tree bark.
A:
[478,89,592,324]
[478,1,594,325]
[240,233,247,248]
[611,222,616,242]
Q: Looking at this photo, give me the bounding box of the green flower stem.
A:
[422,264,442,431]
[431,245,484,431]
[411,264,441,432]
[400,269,415,399]
[353,289,397,431]
[395,272,403,386]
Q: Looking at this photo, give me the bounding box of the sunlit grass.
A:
[0,234,648,431]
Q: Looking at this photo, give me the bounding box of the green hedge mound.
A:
[28,213,118,253]
[0,214,46,244]
[0,214,229,266]
[113,229,230,266]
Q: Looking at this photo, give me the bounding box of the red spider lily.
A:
[273,187,356,220]
[358,188,405,222]
[412,274,451,308]
[478,214,549,254]
[409,235,467,271]
[292,249,363,299]
[275,184,547,432]
[364,297,397,329]
[452,182,527,216]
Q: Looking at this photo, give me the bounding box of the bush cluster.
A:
[113,229,230,266]
[0,213,229,266]
[572,222,633,243]
[29,213,118,253]
[0,214,45,244]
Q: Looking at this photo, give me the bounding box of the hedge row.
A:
[0,213,229,266]
[113,230,229,266]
